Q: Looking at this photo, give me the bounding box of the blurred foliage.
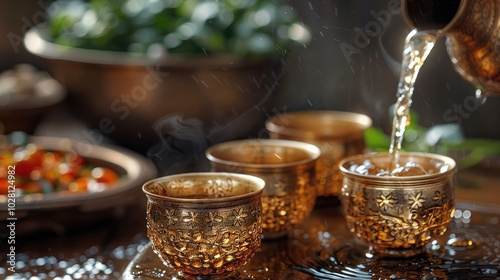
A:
[45,0,311,59]
[364,111,500,169]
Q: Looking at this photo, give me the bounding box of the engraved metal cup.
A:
[206,139,320,239]
[339,152,456,257]
[402,0,500,96]
[265,111,372,197]
[142,172,265,279]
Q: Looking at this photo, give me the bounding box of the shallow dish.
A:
[0,136,157,234]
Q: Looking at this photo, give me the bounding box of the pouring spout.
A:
[402,0,462,38]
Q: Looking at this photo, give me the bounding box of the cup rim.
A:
[142,172,265,203]
[205,139,321,170]
[265,110,372,140]
[339,151,457,181]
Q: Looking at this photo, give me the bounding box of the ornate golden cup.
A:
[142,172,265,278]
[265,111,372,197]
[206,139,320,239]
[339,152,456,257]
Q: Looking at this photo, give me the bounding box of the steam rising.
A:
[147,114,209,175]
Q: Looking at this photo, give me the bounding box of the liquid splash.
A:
[283,206,500,280]
[120,205,500,279]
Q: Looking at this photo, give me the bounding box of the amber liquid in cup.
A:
[340,152,456,258]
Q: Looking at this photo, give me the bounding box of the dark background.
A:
[1,0,499,144]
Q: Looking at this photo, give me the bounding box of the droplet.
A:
[446,237,478,251]
[475,89,488,105]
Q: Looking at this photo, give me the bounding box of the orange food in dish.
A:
[0,143,121,196]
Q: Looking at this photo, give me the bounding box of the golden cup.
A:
[265,110,372,197]
[339,152,456,257]
[142,172,265,278]
[206,139,320,239]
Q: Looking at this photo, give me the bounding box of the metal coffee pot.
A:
[402,0,500,97]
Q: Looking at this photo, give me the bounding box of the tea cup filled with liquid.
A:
[339,152,456,257]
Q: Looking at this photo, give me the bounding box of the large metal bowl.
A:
[23,25,283,153]
[0,135,157,235]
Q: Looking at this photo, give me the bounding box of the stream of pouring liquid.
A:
[388,29,438,172]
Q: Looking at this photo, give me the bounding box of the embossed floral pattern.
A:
[163,209,178,226]
[229,208,248,226]
[183,212,202,228]
[376,193,398,211]
[342,179,455,257]
[407,191,426,209]
[352,189,367,208]
[205,211,223,227]
[144,173,264,276]
[147,199,262,276]
[250,203,261,218]
[432,190,446,204]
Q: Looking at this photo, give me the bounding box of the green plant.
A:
[46,0,311,59]
[365,111,500,169]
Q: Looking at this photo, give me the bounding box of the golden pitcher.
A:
[402,0,500,96]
